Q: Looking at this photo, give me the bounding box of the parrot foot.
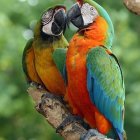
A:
[30,82,45,90]
[41,92,65,105]
[80,129,106,140]
[56,115,90,133]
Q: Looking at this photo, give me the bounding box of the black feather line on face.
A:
[42,8,54,26]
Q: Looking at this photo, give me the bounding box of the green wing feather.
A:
[22,38,33,82]
[86,47,125,135]
[52,48,67,77]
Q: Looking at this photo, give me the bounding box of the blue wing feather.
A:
[86,47,125,139]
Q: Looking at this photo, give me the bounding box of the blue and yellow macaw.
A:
[22,5,68,95]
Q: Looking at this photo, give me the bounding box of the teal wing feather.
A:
[22,38,33,82]
[52,48,67,79]
[86,47,125,139]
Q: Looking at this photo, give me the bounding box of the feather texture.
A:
[87,47,125,138]
[22,38,42,84]
[52,48,67,77]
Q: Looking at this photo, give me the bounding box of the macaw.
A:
[65,0,125,139]
[22,5,68,95]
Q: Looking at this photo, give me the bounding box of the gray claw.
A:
[41,93,65,104]
[81,129,106,140]
[56,115,89,134]
[30,82,45,89]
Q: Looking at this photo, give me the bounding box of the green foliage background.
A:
[0,0,140,139]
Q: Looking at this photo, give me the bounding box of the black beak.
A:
[52,9,66,35]
[67,3,84,28]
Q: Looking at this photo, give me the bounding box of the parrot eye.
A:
[90,7,94,11]
[42,9,54,25]
[90,6,98,16]
[90,7,95,13]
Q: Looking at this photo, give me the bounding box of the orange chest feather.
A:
[25,47,42,83]
[33,45,66,95]
[67,17,109,76]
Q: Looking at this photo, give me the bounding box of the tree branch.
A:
[27,87,112,140]
[123,0,140,15]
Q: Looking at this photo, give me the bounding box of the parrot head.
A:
[67,0,114,49]
[67,0,98,29]
[41,5,66,36]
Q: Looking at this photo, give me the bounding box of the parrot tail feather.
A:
[115,129,123,140]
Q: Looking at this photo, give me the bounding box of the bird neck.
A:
[78,16,112,48]
[83,0,114,49]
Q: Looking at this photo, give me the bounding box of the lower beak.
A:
[67,3,84,28]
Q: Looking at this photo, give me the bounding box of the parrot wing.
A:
[52,48,67,79]
[86,47,125,136]
[22,38,42,84]
[22,38,33,82]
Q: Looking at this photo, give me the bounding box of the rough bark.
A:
[123,0,140,15]
[27,86,112,140]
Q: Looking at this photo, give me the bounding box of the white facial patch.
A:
[81,3,98,26]
[42,20,54,36]
[42,9,54,35]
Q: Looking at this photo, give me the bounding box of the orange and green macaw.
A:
[22,5,68,95]
[65,0,125,139]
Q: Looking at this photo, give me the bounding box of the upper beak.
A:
[52,8,66,35]
[67,3,84,28]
